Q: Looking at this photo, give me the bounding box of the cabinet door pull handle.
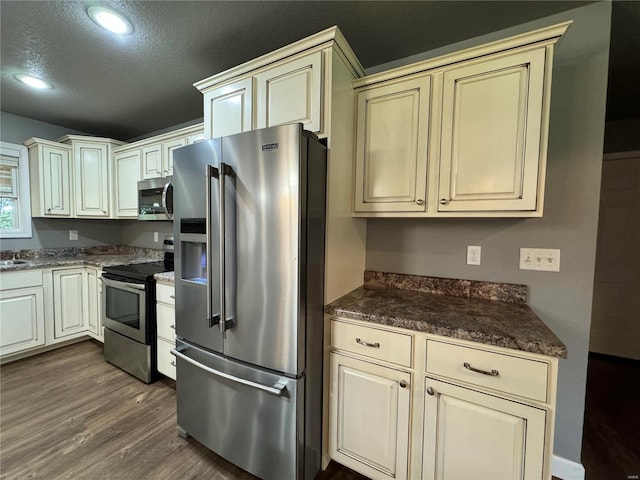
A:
[399,380,408,388]
[356,337,380,348]
[426,386,435,396]
[439,198,449,205]
[416,199,424,205]
[464,362,499,377]
[169,295,175,299]
[171,361,176,367]
[170,324,175,329]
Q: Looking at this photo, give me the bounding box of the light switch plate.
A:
[69,230,78,241]
[519,248,560,272]
[154,232,159,242]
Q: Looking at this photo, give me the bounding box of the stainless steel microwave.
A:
[138,177,173,220]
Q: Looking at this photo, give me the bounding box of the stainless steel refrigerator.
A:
[171,124,326,480]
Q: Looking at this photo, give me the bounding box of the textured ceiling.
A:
[0,1,632,141]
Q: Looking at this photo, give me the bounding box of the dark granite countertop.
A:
[0,246,163,272]
[326,272,567,359]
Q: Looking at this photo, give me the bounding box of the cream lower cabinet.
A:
[0,270,45,356]
[422,378,546,480]
[52,268,88,338]
[86,267,103,341]
[352,21,570,218]
[156,282,176,380]
[327,317,558,480]
[330,353,411,480]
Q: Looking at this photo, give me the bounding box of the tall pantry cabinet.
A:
[195,26,367,305]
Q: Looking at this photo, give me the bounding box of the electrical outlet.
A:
[467,246,481,265]
[519,248,560,272]
[69,230,78,241]
[154,232,159,242]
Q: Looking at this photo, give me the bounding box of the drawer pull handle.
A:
[170,295,175,299]
[171,361,176,367]
[464,362,499,377]
[170,324,175,329]
[356,338,380,348]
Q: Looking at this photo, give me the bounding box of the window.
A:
[0,142,32,238]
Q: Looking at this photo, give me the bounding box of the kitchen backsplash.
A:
[364,270,528,303]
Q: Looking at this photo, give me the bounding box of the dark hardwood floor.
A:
[2,341,637,480]
[0,340,364,480]
[581,352,640,480]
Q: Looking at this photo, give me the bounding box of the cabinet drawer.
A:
[331,320,413,367]
[156,283,175,305]
[156,303,176,341]
[157,338,176,380]
[0,269,43,290]
[426,340,548,402]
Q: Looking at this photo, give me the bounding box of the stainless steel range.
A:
[102,259,171,383]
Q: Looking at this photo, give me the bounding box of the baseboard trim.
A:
[552,455,585,480]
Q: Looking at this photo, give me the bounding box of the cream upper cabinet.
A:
[354,75,431,213]
[255,51,323,133]
[52,268,88,339]
[162,137,186,177]
[438,49,546,212]
[114,149,141,218]
[203,78,253,139]
[142,144,162,179]
[25,138,73,217]
[58,136,124,218]
[422,378,546,480]
[352,21,571,218]
[329,352,411,480]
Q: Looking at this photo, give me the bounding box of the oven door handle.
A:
[102,275,146,291]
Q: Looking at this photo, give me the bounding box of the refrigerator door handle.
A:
[206,165,221,327]
[219,163,234,334]
[171,348,287,396]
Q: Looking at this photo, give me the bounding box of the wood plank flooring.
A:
[2,341,636,480]
[0,340,365,480]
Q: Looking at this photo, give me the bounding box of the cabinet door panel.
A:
[42,145,71,216]
[256,51,322,133]
[330,353,410,480]
[74,143,110,216]
[53,269,88,338]
[423,378,546,480]
[204,78,253,139]
[142,145,162,179]
[162,138,186,177]
[86,268,102,340]
[0,287,45,356]
[438,49,545,211]
[354,76,430,212]
[115,150,141,217]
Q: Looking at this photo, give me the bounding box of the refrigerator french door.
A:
[172,124,326,480]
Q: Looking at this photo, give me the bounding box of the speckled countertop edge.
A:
[327,273,567,359]
[154,271,175,284]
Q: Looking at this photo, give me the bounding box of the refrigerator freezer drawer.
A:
[174,340,305,480]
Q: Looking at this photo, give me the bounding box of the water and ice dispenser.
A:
[179,219,207,285]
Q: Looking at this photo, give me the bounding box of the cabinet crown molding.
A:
[23,137,72,149]
[56,134,126,146]
[194,25,364,92]
[354,20,572,89]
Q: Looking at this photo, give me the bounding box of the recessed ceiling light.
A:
[14,74,52,90]
[87,5,133,35]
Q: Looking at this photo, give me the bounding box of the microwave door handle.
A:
[206,165,220,328]
[161,181,172,219]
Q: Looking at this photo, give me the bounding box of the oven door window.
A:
[103,281,146,344]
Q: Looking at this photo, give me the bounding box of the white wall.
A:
[365,2,611,464]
